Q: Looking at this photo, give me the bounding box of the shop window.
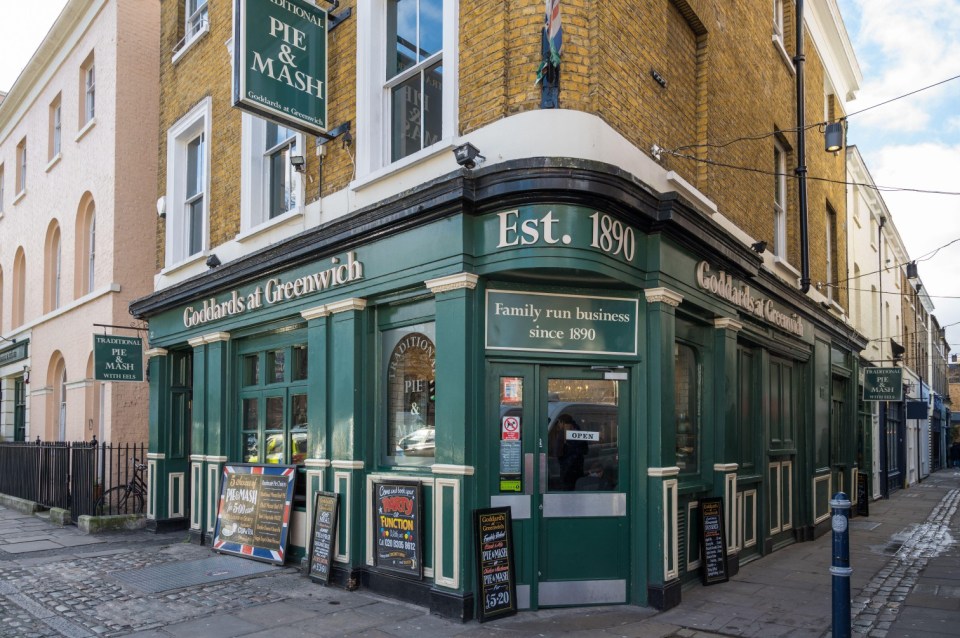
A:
[165,98,211,266]
[737,346,756,475]
[355,0,457,176]
[239,340,309,466]
[675,342,700,474]
[383,322,436,466]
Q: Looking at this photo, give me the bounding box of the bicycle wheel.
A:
[96,486,130,516]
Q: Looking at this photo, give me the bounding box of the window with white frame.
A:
[88,215,96,292]
[16,138,26,195]
[186,0,208,40]
[773,140,787,259]
[825,204,837,301]
[773,0,784,44]
[0,164,4,213]
[165,98,211,265]
[240,115,304,232]
[50,94,62,159]
[356,0,457,176]
[81,54,95,124]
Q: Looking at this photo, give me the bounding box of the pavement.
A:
[0,469,957,638]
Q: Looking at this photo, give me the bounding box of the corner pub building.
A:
[132,0,865,620]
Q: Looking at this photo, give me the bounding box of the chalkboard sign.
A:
[212,464,297,565]
[474,507,517,622]
[309,491,340,584]
[373,481,423,578]
[698,497,729,585]
[856,472,869,517]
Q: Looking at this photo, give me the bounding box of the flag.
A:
[545,0,562,67]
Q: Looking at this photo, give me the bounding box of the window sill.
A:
[160,251,210,277]
[172,24,210,66]
[75,118,97,143]
[13,190,26,206]
[236,208,304,243]
[773,35,795,75]
[351,138,456,191]
[45,153,62,173]
[772,256,801,284]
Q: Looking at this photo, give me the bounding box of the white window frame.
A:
[355,0,458,180]
[825,206,836,301]
[58,368,68,441]
[773,140,787,260]
[16,139,27,196]
[51,99,62,159]
[54,232,62,310]
[0,164,5,213]
[84,63,96,123]
[165,97,212,266]
[773,0,784,44]
[88,215,96,293]
[239,114,305,234]
[186,0,208,40]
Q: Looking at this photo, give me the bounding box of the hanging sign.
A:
[863,368,903,401]
[474,507,517,622]
[308,491,340,584]
[93,335,144,382]
[698,497,729,585]
[233,0,328,135]
[213,464,297,565]
[373,481,423,578]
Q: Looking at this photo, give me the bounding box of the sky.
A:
[1,1,959,359]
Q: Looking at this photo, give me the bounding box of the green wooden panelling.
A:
[205,340,229,457]
[191,345,207,457]
[305,314,329,461]
[441,482,455,582]
[330,310,363,460]
[434,287,475,466]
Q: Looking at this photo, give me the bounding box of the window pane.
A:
[386,0,417,79]
[423,63,443,147]
[265,433,284,464]
[384,324,436,464]
[244,432,260,463]
[546,379,619,492]
[675,343,699,473]
[187,135,204,197]
[268,146,288,218]
[292,345,308,381]
[266,350,285,383]
[242,398,258,431]
[266,396,283,430]
[419,0,443,61]
[291,394,308,465]
[188,198,204,255]
[243,354,260,386]
[391,74,422,162]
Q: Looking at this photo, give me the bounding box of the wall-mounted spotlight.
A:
[751,240,767,254]
[23,365,30,384]
[156,196,166,219]
[205,254,222,269]
[824,121,844,153]
[290,155,306,172]
[453,142,484,169]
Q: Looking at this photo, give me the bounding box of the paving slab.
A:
[0,539,64,553]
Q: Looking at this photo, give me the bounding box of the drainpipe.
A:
[795,0,810,293]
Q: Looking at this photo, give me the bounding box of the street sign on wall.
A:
[93,335,144,382]
[863,367,903,401]
[233,0,328,135]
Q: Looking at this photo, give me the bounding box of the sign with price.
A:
[474,507,517,622]
[308,491,340,584]
[485,290,638,355]
[698,497,729,585]
[373,481,423,579]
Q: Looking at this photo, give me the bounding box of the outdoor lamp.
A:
[824,121,844,152]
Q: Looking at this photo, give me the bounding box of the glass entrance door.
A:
[488,363,629,609]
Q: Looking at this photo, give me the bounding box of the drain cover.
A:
[111,555,279,593]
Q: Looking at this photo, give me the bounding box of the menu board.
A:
[698,497,729,585]
[212,464,296,565]
[474,507,517,622]
[309,491,340,584]
[856,472,869,517]
[373,481,423,578]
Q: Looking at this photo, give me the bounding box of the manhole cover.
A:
[111,555,279,593]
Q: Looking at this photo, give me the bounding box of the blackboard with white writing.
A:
[474,507,517,622]
[373,481,423,578]
[856,472,869,517]
[309,491,340,584]
[698,497,729,585]
[212,464,297,565]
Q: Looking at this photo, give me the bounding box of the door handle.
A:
[539,453,547,494]
[524,453,534,495]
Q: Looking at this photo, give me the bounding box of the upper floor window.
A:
[50,94,62,159]
[356,0,457,176]
[16,138,26,195]
[165,98,211,265]
[45,222,63,313]
[825,204,837,300]
[75,196,97,296]
[80,53,95,125]
[186,0,208,40]
[12,248,26,328]
[773,139,787,259]
[0,164,5,213]
[773,0,785,44]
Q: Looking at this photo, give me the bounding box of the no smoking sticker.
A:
[501,416,521,440]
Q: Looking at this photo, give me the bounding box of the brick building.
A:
[132,0,864,618]
[0,0,159,444]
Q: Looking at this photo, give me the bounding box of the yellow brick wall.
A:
[158,0,850,310]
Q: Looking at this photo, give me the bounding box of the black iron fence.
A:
[0,439,146,521]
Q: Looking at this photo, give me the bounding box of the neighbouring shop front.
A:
[131,161,866,619]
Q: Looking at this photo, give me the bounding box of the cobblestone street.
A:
[0,469,957,637]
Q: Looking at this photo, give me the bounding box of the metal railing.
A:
[0,439,146,521]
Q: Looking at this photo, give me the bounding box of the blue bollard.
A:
[830,492,852,638]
